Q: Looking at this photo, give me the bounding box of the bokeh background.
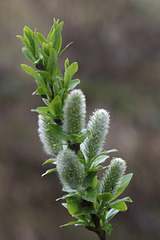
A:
[0,0,160,239]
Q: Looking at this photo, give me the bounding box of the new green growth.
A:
[18,18,133,240]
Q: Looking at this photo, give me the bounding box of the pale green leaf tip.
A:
[42,159,57,166]
[21,64,28,70]
[41,172,47,177]
[16,35,21,39]
[60,224,66,228]
[23,26,27,30]
[41,169,56,177]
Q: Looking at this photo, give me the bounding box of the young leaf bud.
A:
[63,89,86,135]
[38,115,62,156]
[57,149,85,191]
[101,158,126,195]
[81,109,110,161]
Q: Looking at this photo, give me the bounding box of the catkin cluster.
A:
[38,89,126,193]
[19,20,132,237]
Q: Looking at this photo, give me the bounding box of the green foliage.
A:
[41,168,57,177]
[18,18,79,118]
[19,18,133,240]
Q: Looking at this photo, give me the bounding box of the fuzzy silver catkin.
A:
[38,115,62,156]
[63,89,86,135]
[101,158,126,195]
[81,109,110,162]
[57,149,85,191]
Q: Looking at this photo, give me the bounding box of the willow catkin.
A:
[57,149,85,191]
[38,115,62,156]
[101,158,126,195]
[63,89,86,136]
[81,109,110,162]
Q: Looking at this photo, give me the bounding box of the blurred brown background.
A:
[0,0,160,239]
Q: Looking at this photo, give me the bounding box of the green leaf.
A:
[91,155,109,168]
[63,186,77,193]
[40,48,49,69]
[110,197,132,211]
[69,79,80,90]
[38,71,52,84]
[58,42,73,58]
[47,25,54,41]
[22,47,36,63]
[33,87,46,95]
[49,22,64,53]
[60,221,86,228]
[67,197,81,216]
[41,168,57,177]
[82,187,97,202]
[103,149,118,154]
[53,82,59,96]
[42,158,57,165]
[17,35,34,55]
[42,42,50,56]
[111,173,133,201]
[88,165,107,173]
[118,196,133,202]
[93,175,98,188]
[83,172,96,188]
[104,223,112,236]
[50,95,62,117]
[69,130,91,144]
[36,107,50,113]
[76,129,92,143]
[97,192,112,202]
[57,69,63,79]
[42,98,50,106]
[64,62,78,89]
[58,88,65,99]
[61,203,68,209]
[95,180,102,194]
[65,58,70,69]
[110,197,132,206]
[33,86,51,96]
[53,18,59,28]
[60,193,80,200]
[34,29,40,59]
[31,109,53,119]
[69,134,79,143]
[23,26,34,46]
[106,209,119,222]
[48,123,70,141]
[74,206,95,216]
[56,35,62,55]
[110,201,127,211]
[47,48,57,77]
[53,76,63,84]
[21,64,45,87]
[37,32,47,45]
